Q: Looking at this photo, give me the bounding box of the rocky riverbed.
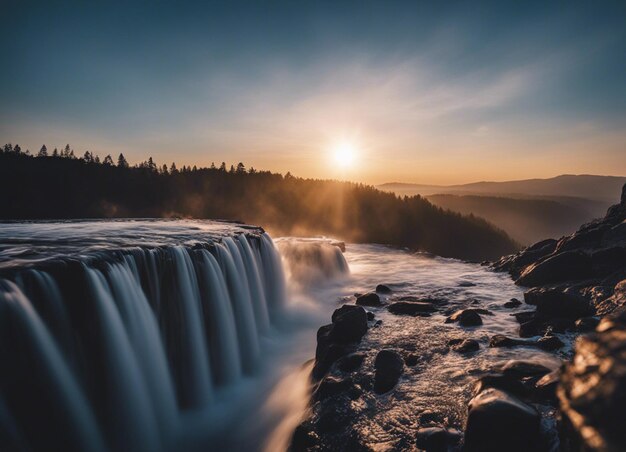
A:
[290,184,626,451]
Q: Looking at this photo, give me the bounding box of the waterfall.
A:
[0,232,287,452]
[277,239,349,287]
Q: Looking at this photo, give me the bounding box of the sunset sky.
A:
[2,1,625,184]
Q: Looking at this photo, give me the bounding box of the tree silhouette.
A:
[52,148,59,157]
[117,153,129,168]
[103,155,113,166]
[38,145,48,157]
[236,162,246,173]
[170,162,178,174]
[219,162,226,172]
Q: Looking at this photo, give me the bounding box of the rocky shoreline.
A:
[290,184,626,451]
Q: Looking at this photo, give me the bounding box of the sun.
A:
[332,141,357,169]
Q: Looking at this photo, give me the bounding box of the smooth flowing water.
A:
[0,221,568,451]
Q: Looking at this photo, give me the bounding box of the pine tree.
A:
[117,153,129,168]
[236,162,246,173]
[103,155,113,165]
[161,164,169,175]
[94,155,101,164]
[52,148,59,157]
[83,151,93,163]
[219,162,226,171]
[210,162,216,170]
[38,145,48,157]
[63,144,71,158]
[14,144,22,154]
[170,162,178,174]
[147,157,157,172]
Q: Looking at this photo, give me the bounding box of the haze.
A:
[2,1,625,184]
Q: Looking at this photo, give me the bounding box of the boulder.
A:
[524,287,592,319]
[504,298,522,308]
[451,338,480,354]
[445,309,483,327]
[591,246,626,277]
[459,281,476,287]
[355,292,381,307]
[473,373,527,398]
[489,335,530,348]
[558,313,626,451]
[516,250,593,287]
[374,350,404,394]
[500,360,552,379]
[387,301,435,316]
[415,427,462,451]
[465,388,542,452]
[536,335,564,351]
[375,284,392,294]
[329,305,368,343]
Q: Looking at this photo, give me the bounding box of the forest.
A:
[0,143,519,261]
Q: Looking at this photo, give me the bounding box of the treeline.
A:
[0,144,519,261]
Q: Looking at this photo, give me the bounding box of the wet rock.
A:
[473,373,527,398]
[516,250,593,287]
[591,246,626,277]
[366,311,375,321]
[290,421,319,451]
[404,353,420,367]
[492,238,558,278]
[388,301,435,316]
[337,353,366,372]
[374,350,404,394]
[536,335,564,351]
[374,320,382,327]
[415,427,462,451]
[459,281,476,287]
[500,360,552,379]
[316,402,353,433]
[504,298,522,308]
[375,284,392,294]
[489,334,529,348]
[313,376,356,402]
[355,292,381,307]
[445,309,483,327]
[524,287,592,319]
[329,305,368,343]
[574,316,600,332]
[465,388,542,452]
[519,316,575,338]
[450,338,480,354]
[558,312,626,451]
[534,369,559,400]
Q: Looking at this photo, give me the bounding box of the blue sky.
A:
[2,1,625,183]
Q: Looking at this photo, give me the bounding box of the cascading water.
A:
[0,221,289,452]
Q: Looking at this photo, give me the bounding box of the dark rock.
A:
[574,316,600,332]
[313,340,351,381]
[366,311,375,321]
[337,353,366,372]
[534,369,559,400]
[504,298,522,308]
[316,403,352,433]
[489,334,529,348]
[500,360,552,379]
[290,421,319,451]
[329,305,368,343]
[591,246,626,277]
[465,388,542,452]
[473,373,527,398]
[459,281,476,287]
[516,250,593,287]
[451,338,480,354]
[492,239,557,278]
[313,376,355,402]
[513,310,536,323]
[524,287,592,319]
[445,309,483,327]
[355,292,381,307]
[415,427,447,451]
[375,284,392,294]
[387,301,435,316]
[558,314,626,451]
[373,319,382,327]
[374,350,404,394]
[536,335,564,351]
[404,353,420,367]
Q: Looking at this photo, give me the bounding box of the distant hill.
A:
[426,194,608,245]
[379,174,626,203]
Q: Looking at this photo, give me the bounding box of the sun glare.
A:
[332,141,357,169]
